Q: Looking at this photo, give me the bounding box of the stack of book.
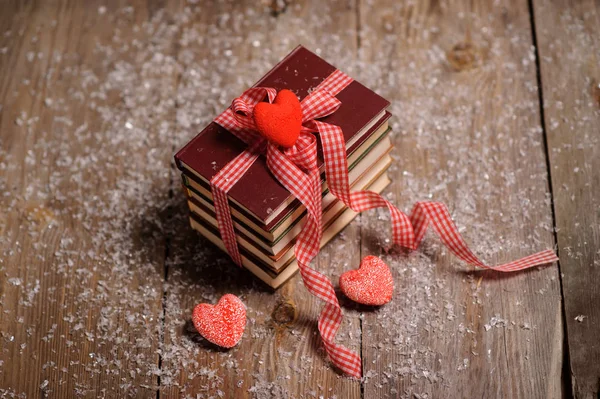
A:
[175,46,392,289]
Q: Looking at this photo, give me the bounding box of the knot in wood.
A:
[271,301,296,325]
[447,42,478,71]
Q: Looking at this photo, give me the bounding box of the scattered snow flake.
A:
[8,278,22,286]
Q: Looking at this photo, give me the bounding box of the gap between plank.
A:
[156,57,183,398]
[526,0,573,397]
[156,167,174,399]
[355,1,366,397]
[159,14,188,390]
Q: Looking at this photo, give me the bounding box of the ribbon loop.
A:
[232,88,277,128]
[234,87,277,111]
[300,89,341,122]
[215,87,278,143]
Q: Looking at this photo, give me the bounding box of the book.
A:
[189,172,391,288]
[182,127,392,245]
[179,112,391,236]
[174,45,395,288]
[185,138,393,258]
[188,152,392,270]
[175,46,390,226]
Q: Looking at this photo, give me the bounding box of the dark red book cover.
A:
[175,45,390,223]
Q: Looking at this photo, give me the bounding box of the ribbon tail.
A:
[266,145,362,378]
[409,202,559,271]
[315,120,558,271]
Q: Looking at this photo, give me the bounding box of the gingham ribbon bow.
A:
[210,70,558,378]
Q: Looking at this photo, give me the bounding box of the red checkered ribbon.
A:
[210,69,558,378]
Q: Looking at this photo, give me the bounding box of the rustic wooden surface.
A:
[359,0,562,397]
[0,1,168,397]
[531,0,600,397]
[0,1,597,398]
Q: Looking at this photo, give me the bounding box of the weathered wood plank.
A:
[0,1,178,397]
[531,0,600,397]
[1,0,582,397]
[357,0,562,397]
[159,1,364,397]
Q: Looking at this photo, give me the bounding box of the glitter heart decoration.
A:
[339,256,394,306]
[192,294,246,348]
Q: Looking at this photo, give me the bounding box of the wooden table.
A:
[0,1,598,398]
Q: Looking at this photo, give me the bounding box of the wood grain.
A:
[1,0,595,398]
[358,0,562,397]
[531,0,600,397]
[0,1,174,397]
[159,1,362,397]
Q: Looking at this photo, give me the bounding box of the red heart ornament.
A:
[339,256,394,306]
[253,89,302,148]
[192,294,246,348]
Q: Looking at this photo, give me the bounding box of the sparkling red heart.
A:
[253,89,302,148]
[192,294,246,348]
[339,256,394,306]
